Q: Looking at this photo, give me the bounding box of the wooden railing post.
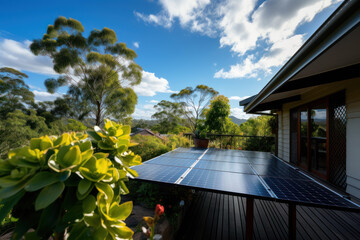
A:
[289,203,296,240]
[246,197,254,240]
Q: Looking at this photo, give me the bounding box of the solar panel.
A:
[194,161,254,174]
[200,154,250,163]
[263,177,356,208]
[144,156,196,168]
[180,168,271,197]
[166,151,204,159]
[131,164,187,183]
[131,148,360,210]
[252,162,307,180]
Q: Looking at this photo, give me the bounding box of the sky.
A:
[0,0,342,120]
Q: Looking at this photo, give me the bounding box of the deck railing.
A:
[183,133,275,153]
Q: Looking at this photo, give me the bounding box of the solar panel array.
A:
[131,148,360,210]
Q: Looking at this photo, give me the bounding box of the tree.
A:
[30,17,142,125]
[239,116,273,136]
[0,110,49,157]
[171,85,218,134]
[151,100,185,134]
[205,95,231,133]
[0,67,34,118]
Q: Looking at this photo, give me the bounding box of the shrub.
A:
[0,119,141,239]
[131,135,169,161]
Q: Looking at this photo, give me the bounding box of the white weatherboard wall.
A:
[276,77,360,198]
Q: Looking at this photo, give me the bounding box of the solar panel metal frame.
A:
[131,148,360,212]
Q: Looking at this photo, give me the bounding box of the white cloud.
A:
[33,90,63,102]
[0,39,56,75]
[231,107,254,120]
[143,104,155,110]
[215,35,304,79]
[135,0,215,36]
[28,84,44,91]
[229,96,250,101]
[133,42,139,48]
[134,70,176,97]
[150,100,159,103]
[136,0,341,79]
[132,104,157,119]
[216,0,340,79]
[135,12,173,28]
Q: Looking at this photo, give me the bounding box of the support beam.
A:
[289,203,296,240]
[246,197,254,240]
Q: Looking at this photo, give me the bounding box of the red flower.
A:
[155,204,164,216]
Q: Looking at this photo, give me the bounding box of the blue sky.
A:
[0,0,342,119]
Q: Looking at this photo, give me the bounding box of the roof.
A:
[243,0,360,113]
[130,128,164,140]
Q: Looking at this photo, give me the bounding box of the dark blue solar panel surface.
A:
[200,154,251,163]
[144,156,196,168]
[195,161,254,174]
[166,151,204,159]
[131,164,186,183]
[263,177,356,208]
[180,168,271,197]
[132,148,360,210]
[252,163,307,179]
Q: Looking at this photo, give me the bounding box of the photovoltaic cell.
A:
[166,152,204,159]
[180,168,271,197]
[252,163,307,180]
[247,157,278,165]
[144,156,196,168]
[201,154,250,164]
[263,177,356,208]
[173,147,206,153]
[131,164,187,184]
[194,161,254,174]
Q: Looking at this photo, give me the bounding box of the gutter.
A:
[245,0,360,113]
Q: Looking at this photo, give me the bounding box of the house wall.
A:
[277,77,360,198]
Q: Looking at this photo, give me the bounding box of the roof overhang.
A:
[244,0,360,113]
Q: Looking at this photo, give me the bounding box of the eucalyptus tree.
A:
[0,67,35,118]
[30,17,142,125]
[151,100,185,133]
[171,85,218,134]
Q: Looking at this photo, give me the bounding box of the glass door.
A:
[298,109,309,170]
[310,103,328,178]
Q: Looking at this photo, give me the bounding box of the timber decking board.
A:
[176,191,360,240]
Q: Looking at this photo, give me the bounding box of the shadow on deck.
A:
[176,191,360,240]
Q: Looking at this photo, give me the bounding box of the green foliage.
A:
[30,17,142,125]
[0,68,34,118]
[0,110,50,158]
[131,134,190,162]
[131,135,169,161]
[239,116,273,136]
[171,85,218,134]
[239,116,275,152]
[0,119,141,239]
[205,95,231,134]
[151,100,186,134]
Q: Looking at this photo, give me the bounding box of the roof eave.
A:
[245,0,360,113]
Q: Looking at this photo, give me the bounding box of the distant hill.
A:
[230,116,247,125]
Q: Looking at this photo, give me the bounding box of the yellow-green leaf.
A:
[109,201,132,220]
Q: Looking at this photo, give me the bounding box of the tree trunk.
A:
[96,101,101,126]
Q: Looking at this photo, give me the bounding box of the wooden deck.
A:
[176,191,360,240]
